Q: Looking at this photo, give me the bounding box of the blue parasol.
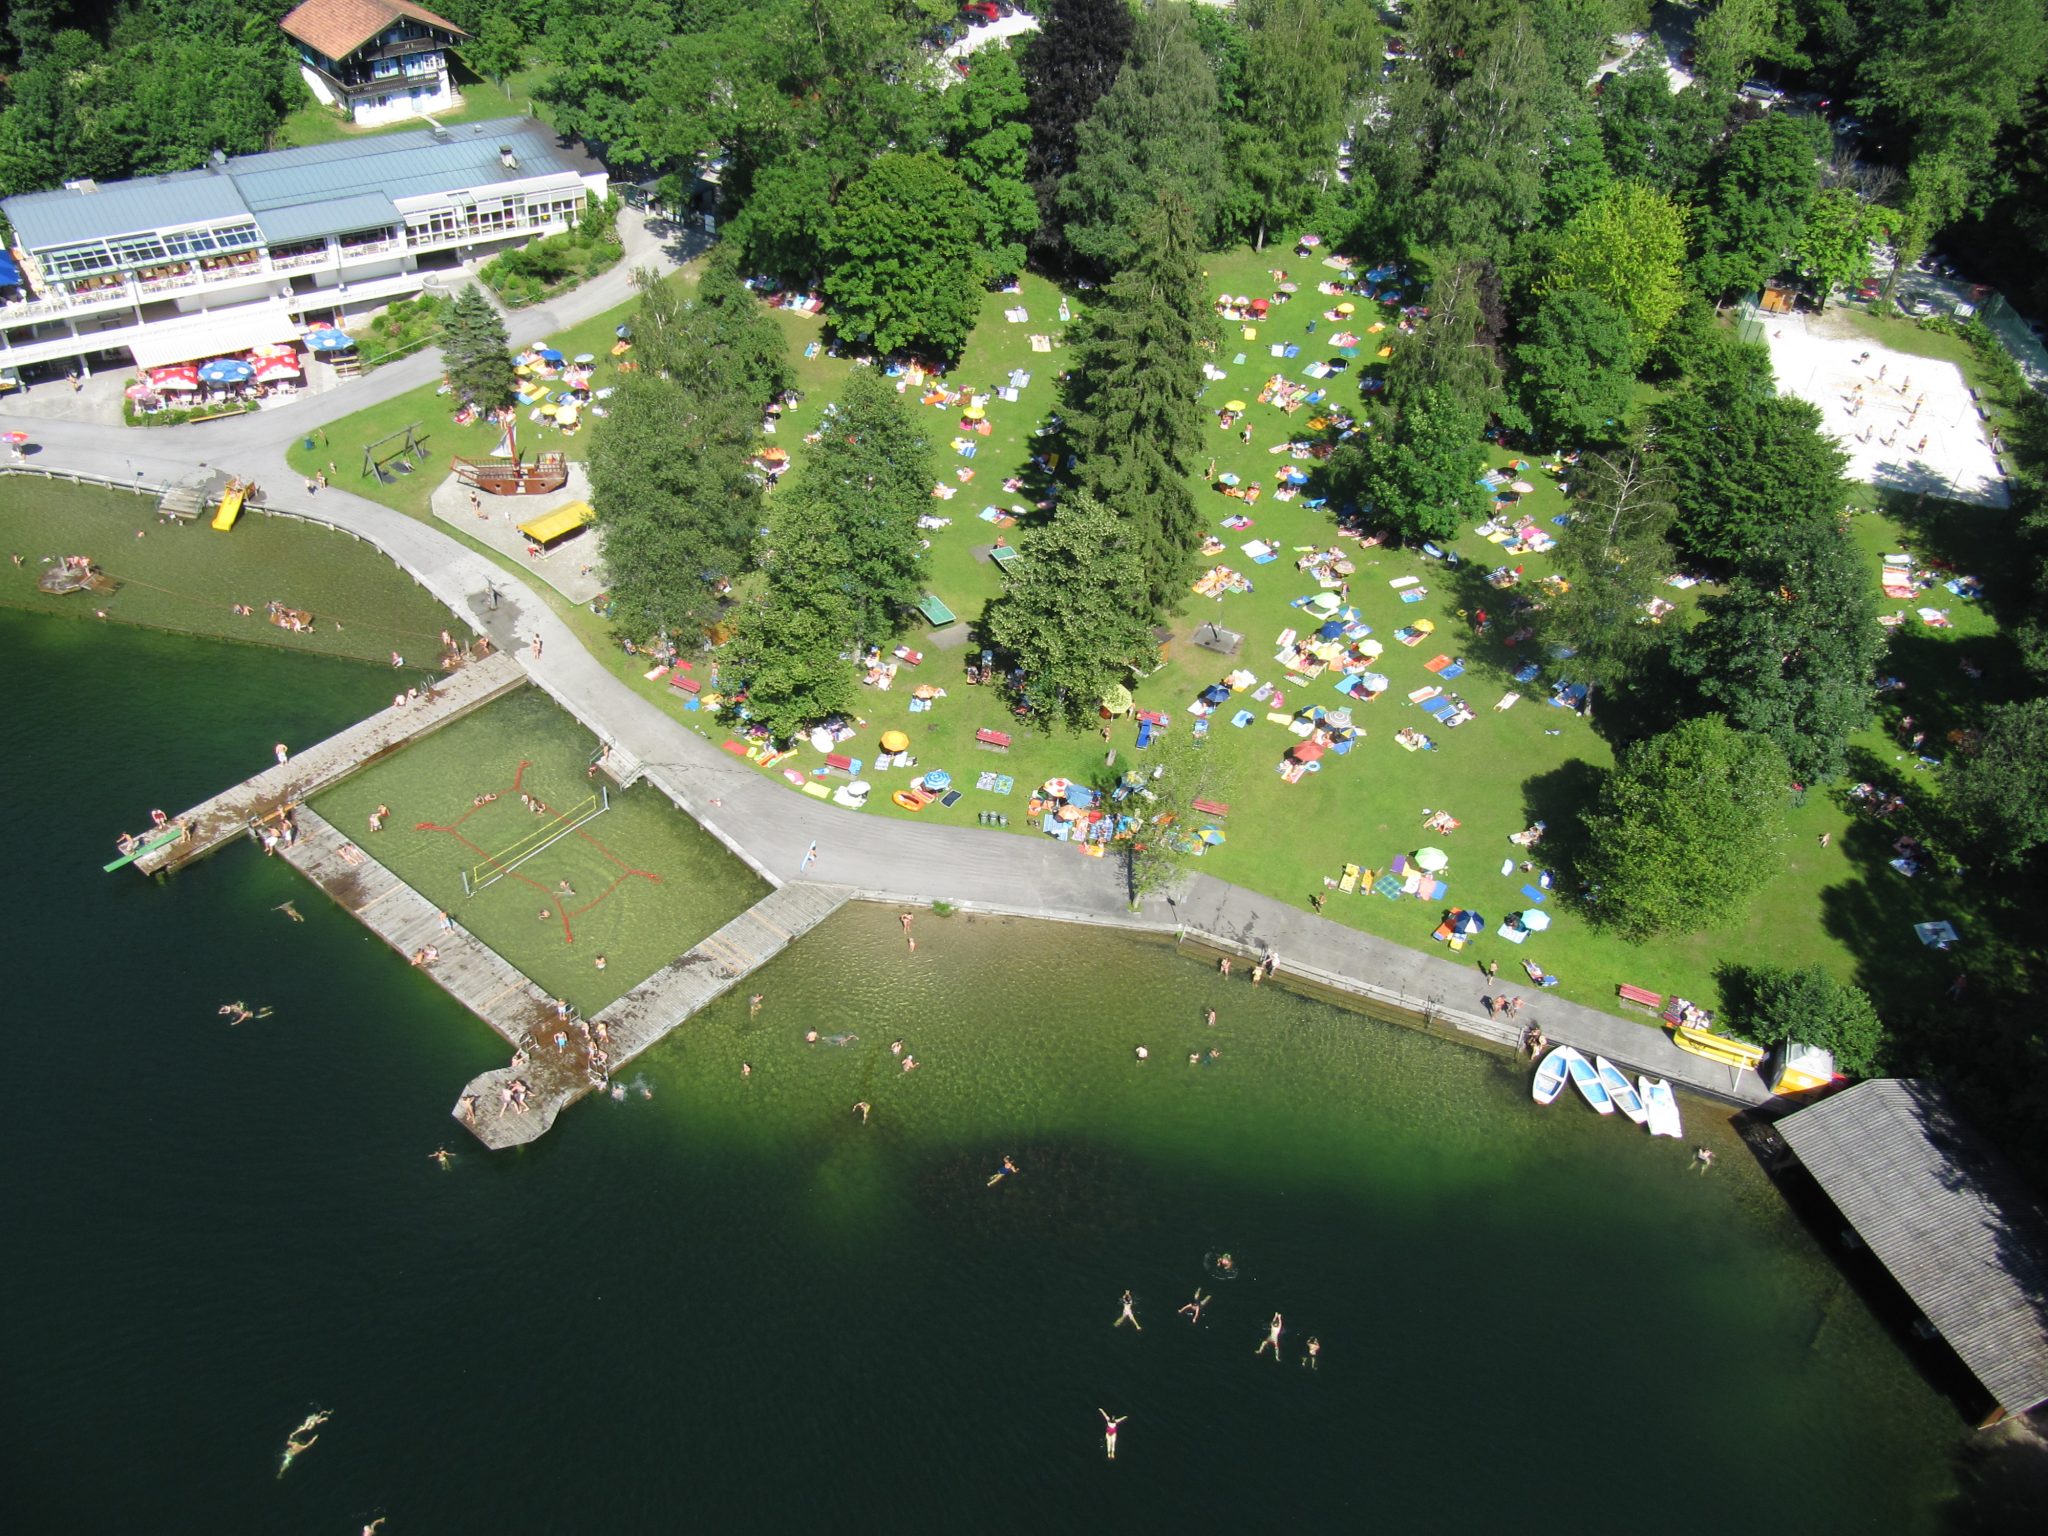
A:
[303,327,354,352]
[197,358,254,383]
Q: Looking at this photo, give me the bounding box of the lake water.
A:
[0,608,1994,1532]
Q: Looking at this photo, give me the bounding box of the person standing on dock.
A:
[801,840,819,872]
[274,742,289,765]
[1256,1312,1284,1360]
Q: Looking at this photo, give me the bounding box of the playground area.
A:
[313,687,765,1012]
[428,463,607,604]
[1764,307,2009,507]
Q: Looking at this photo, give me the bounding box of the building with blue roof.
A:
[0,118,607,379]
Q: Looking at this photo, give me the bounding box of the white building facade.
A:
[283,0,467,129]
[0,119,608,378]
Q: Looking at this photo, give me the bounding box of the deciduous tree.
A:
[1543,443,1678,692]
[982,490,1154,726]
[823,152,989,359]
[1512,288,1635,447]
[1796,186,1894,310]
[1578,715,1790,940]
[940,43,1039,278]
[1331,386,1490,545]
[737,492,860,739]
[1692,113,1824,300]
[1943,696,2048,863]
[1727,964,1886,1075]
[1543,179,1689,362]
[1673,519,1880,783]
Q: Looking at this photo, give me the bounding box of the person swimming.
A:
[1099,1409,1127,1460]
[750,993,765,1016]
[428,1147,454,1170]
[826,1032,858,1047]
[1256,1312,1284,1360]
[1303,1336,1321,1370]
[1179,1290,1211,1325]
[277,1410,331,1478]
[987,1154,1018,1187]
[1115,1289,1141,1330]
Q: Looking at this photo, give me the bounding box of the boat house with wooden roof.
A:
[1777,1079,2048,1425]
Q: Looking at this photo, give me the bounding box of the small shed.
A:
[1778,1079,2048,1425]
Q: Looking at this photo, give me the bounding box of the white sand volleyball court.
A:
[1763,308,2009,508]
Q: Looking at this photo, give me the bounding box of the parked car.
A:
[961,1,999,21]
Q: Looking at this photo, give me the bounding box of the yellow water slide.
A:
[212,477,249,531]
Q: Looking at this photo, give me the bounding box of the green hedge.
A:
[357,293,453,371]
[123,398,260,428]
[479,197,625,308]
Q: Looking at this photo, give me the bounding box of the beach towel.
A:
[1495,923,1528,943]
[1521,884,1548,905]
[1423,698,1456,720]
[1439,662,1465,680]
[1500,858,1516,876]
[1493,692,1520,712]
[1407,686,1441,704]
[1513,662,1540,683]
[1424,655,1452,673]
[1232,709,1254,727]
[1389,576,1421,589]
[1401,589,1428,603]
[1373,875,1405,899]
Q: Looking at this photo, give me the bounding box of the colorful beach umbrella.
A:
[1336,302,1356,315]
[962,406,986,421]
[880,730,910,753]
[574,352,596,364]
[1521,908,1553,932]
[303,327,354,352]
[255,355,301,379]
[1224,400,1246,412]
[1511,480,1535,494]
[1217,472,1240,486]
[1307,593,1339,613]
[1453,909,1485,936]
[197,358,254,384]
[1,429,29,443]
[1299,234,1323,248]
[536,347,565,363]
[123,383,159,401]
[922,769,952,792]
[1293,741,1326,762]
[1414,847,1450,872]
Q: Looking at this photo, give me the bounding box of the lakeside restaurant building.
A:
[0,119,607,382]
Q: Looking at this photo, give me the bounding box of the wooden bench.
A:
[823,753,858,777]
[1191,798,1230,819]
[1616,984,1664,1010]
[975,728,1012,752]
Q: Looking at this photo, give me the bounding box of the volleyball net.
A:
[460,787,609,895]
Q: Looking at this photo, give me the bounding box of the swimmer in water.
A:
[987,1154,1018,1186]
[278,1410,331,1477]
[275,901,303,922]
[364,1522,387,1535]
[827,1032,858,1047]
[749,993,764,1016]
[1115,1289,1142,1330]
[805,1029,820,1044]
[1100,1409,1126,1460]
[853,1101,871,1124]
[1204,1007,1217,1027]
[741,1062,752,1078]
[1179,1290,1211,1325]
[1303,1336,1321,1370]
[1216,1253,1235,1274]
[890,1039,904,1056]
[428,1146,454,1170]
[1256,1311,1284,1360]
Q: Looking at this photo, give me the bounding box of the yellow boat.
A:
[1670,1024,1766,1070]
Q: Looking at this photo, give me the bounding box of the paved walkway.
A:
[1,212,1769,1112]
[428,463,606,603]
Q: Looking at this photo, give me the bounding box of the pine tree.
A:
[1064,194,1208,613]
[443,285,514,409]
[1058,1,1229,276]
[1020,0,1137,270]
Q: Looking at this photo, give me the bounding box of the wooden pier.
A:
[454,880,854,1149]
[134,652,525,874]
[280,806,559,1044]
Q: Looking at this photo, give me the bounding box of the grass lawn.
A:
[295,244,2042,1030]
[272,65,537,150]
[0,477,458,664]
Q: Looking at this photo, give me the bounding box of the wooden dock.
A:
[455,880,853,1149]
[280,806,559,1045]
[134,652,525,874]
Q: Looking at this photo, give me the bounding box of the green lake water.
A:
[0,606,2013,1532]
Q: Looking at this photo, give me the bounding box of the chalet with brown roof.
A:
[281,0,468,128]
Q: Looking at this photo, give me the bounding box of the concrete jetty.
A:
[280,807,558,1044]
[135,651,525,874]
[455,881,853,1149]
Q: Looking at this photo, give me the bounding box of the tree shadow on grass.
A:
[1514,758,1604,897]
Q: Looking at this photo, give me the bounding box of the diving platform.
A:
[131,651,526,875]
[454,880,854,1149]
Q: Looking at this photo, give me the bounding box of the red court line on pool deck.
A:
[413,759,659,944]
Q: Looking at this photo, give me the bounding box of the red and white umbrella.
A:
[251,341,297,360]
[1,429,30,444]
[149,366,200,391]
[124,383,159,400]
[255,354,301,379]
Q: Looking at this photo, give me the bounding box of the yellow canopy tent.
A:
[517,501,595,547]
